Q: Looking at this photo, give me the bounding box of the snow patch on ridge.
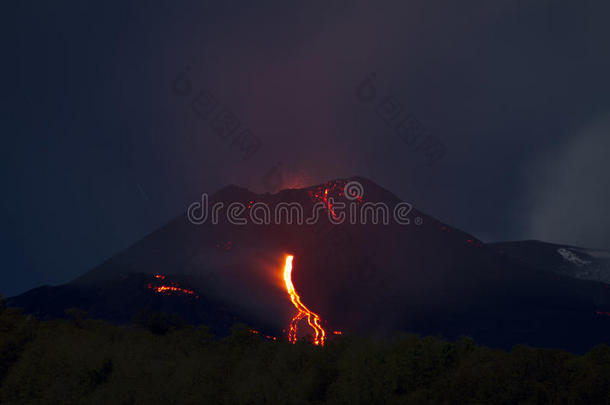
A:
[557,248,591,267]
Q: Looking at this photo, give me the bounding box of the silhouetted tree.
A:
[134,311,185,335]
[64,307,88,328]
[1,314,609,404]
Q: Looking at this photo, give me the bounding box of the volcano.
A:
[8,176,610,352]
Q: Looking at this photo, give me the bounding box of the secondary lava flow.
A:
[147,275,198,298]
[283,254,326,346]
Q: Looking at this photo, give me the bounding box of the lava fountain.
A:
[283,254,326,346]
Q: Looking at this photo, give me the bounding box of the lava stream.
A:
[283,255,326,346]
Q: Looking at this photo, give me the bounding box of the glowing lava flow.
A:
[283,255,326,346]
[323,189,339,219]
[147,275,198,298]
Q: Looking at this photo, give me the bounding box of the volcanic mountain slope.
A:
[489,240,610,284]
[8,176,610,352]
[7,273,262,336]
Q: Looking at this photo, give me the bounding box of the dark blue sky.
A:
[3,0,609,296]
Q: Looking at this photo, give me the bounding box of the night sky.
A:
[3,0,609,297]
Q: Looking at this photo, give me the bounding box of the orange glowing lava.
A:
[149,285,197,296]
[323,189,338,219]
[283,254,326,346]
[309,182,347,220]
[249,328,278,340]
[147,275,198,298]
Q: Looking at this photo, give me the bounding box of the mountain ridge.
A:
[7,177,610,353]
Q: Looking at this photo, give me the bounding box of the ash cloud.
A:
[525,113,610,250]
